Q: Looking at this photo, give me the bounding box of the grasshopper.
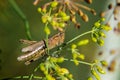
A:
[17,32,65,65]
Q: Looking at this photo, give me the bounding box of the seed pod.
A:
[78,9,84,16]
[82,14,89,22]
[91,9,96,15]
[85,0,92,4]
[100,12,105,17]
[70,9,76,15]
[70,15,77,23]
[33,0,40,6]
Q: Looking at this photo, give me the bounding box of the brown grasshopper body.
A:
[17,32,65,65]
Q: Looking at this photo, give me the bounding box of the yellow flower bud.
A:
[44,26,51,35]
[102,25,112,31]
[40,63,45,71]
[78,54,85,60]
[72,53,78,59]
[96,66,106,74]
[94,22,100,28]
[51,1,58,8]
[71,44,77,49]
[100,60,108,67]
[98,32,106,38]
[91,70,100,80]
[88,77,93,80]
[50,57,57,62]
[82,14,89,22]
[73,59,79,66]
[59,11,67,17]
[59,23,66,28]
[58,68,69,75]
[62,16,70,21]
[37,8,41,13]
[97,39,104,46]
[57,57,64,63]
[51,21,57,26]
[77,39,89,46]
[100,17,105,21]
[46,74,55,80]
[92,37,97,42]
[93,59,98,63]
[42,16,48,23]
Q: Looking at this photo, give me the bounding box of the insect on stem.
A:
[17,32,65,65]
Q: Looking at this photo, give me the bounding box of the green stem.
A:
[34,64,40,72]
[29,74,33,80]
[8,0,32,40]
[45,23,49,54]
[33,76,42,79]
[65,59,93,66]
[13,75,42,79]
[71,59,93,66]
[66,30,93,45]
[13,76,29,79]
[49,7,52,16]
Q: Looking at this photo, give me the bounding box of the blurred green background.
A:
[0,0,116,80]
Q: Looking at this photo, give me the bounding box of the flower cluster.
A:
[88,60,108,80]
[91,18,112,46]
[39,56,73,80]
[38,1,70,32]
[36,0,96,29]
[71,39,89,65]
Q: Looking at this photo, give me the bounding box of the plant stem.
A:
[66,30,93,45]
[8,0,32,40]
[29,74,33,80]
[45,23,49,54]
[65,59,93,66]
[33,76,42,79]
[71,59,93,66]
